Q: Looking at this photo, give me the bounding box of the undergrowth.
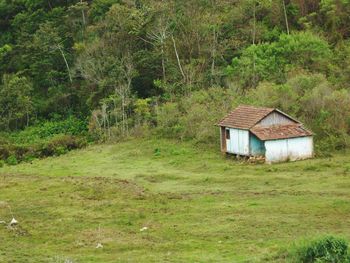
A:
[0,117,88,164]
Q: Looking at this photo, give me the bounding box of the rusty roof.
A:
[250,124,313,141]
[218,105,274,129]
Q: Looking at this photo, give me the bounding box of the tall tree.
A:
[0,74,33,130]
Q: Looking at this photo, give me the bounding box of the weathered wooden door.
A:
[230,129,249,155]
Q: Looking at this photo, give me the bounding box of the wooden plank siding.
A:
[265,136,314,163]
[257,111,296,127]
[225,128,250,156]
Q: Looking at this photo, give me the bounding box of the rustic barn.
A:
[217,105,314,163]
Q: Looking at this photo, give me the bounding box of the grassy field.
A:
[0,139,350,262]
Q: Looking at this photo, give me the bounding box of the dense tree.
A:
[0,0,350,149]
[0,74,33,130]
[227,32,331,89]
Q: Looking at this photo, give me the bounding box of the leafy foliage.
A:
[245,73,350,152]
[4,116,88,144]
[0,117,88,164]
[227,32,331,87]
[6,155,18,166]
[156,87,236,143]
[0,0,350,151]
[0,74,33,130]
[295,236,349,263]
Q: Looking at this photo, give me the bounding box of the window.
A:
[225,129,230,139]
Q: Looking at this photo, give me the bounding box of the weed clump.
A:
[296,236,349,263]
[153,148,161,156]
[6,155,18,165]
[303,165,320,172]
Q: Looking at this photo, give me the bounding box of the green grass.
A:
[0,138,350,262]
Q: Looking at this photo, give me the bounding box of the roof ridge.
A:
[237,104,275,110]
[252,123,302,128]
[217,105,275,129]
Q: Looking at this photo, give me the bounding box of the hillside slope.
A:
[0,139,350,262]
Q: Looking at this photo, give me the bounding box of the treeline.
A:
[0,0,350,151]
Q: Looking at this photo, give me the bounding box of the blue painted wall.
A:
[250,133,265,156]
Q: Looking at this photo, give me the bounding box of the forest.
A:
[1,0,350,163]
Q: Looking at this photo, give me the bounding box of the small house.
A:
[217,105,313,163]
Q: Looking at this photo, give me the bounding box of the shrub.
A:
[0,134,87,164]
[23,154,35,163]
[54,146,68,156]
[0,144,11,160]
[6,116,88,145]
[39,135,87,157]
[6,155,18,165]
[0,118,89,164]
[156,102,184,139]
[0,160,4,167]
[156,87,236,144]
[296,236,349,263]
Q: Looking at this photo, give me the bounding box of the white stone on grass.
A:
[96,243,103,249]
[10,218,18,226]
[140,226,148,232]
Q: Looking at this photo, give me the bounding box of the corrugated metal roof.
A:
[218,105,274,129]
[250,124,313,141]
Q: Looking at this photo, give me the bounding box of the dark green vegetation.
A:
[1,139,350,262]
[0,117,88,165]
[293,236,349,262]
[1,0,350,152]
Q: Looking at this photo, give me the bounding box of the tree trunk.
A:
[253,0,256,45]
[57,45,73,83]
[282,0,290,35]
[211,27,217,86]
[161,43,166,82]
[26,111,29,127]
[80,0,86,26]
[171,35,186,81]
[253,52,257,87]
[122,93,125,136]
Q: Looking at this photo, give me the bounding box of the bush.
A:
[7,116,88,145]
[38,135,87,157]
[296,236,349,263]
[0,134,87,165]
[0,118,89,165]
[156,102,184,139]
[6,155,18,165]
[23,154,35,163]
[156,87,237,144]
[0,160,4,167]
[0,144,11,160]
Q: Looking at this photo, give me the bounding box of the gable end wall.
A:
[257,111,296,127]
